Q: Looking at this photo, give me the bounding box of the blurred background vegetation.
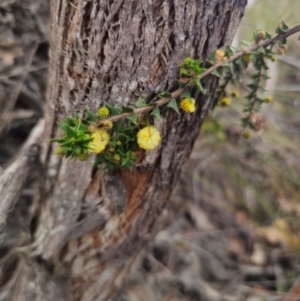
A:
[185,0,300,298]
[199,0,300,228]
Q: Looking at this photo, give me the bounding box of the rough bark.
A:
[1,1,247,300]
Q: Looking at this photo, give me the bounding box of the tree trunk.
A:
[1,1,247,300]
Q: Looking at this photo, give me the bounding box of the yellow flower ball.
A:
[256,30,266,41]
[243,131,251,139]
[113,153,121,163]
[215,49,226,63]
[98,107,110,118]
[180,98,196,113]
[231,91,239,98]
[218,97,231,107]
[263,96,272,103]
[271,56,277,62]
[281,44,288,51]
[242,53,252,63]
[137,126,161,150]
[277,48,285,55]
[88,129,110,153]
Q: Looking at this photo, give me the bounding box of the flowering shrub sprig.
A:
[51,21,300,169]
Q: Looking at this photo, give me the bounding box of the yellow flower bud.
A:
[218,97,231,107]
[78,153,89,161]
[180,98,196,113]
[231,91,238,98]
[113,153,121,163]
[243,131,251,139]
[215,49,226,63]
[256,30,266,41]
[97,107,110,118]
[277,48,285,55]
[263,96,272,103]
[281,44,288,51]
[242,53,252,63]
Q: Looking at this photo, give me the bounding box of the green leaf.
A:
[236,57,245,69]
[73,111,79,119]
[85,108,98,122]
[256,47,266,54]
[167,98,180,114]
[150,107,161,120]
[247,83,257,89]
[135,96,146,107]
[229,62,234,75]
[181,90,191,99]
[240,117,249,128]
[121,157,130,167]
[117,147,125,157]
[158,91,172,98]
[245,93,254,100]
[146,102,157,107]
[275,27,285,34]
[241,40,252,46]
[127,113,138,125]
[50,138,64,143]
[242,108,251,113]
[94,154,106,166]
[265,32,272,39]
[121,106,134,113]
[61,124,77,138]
[262,64,269,71]
[257,97,264,104]
[194,77,206,93]
[194,67,206,75]
[76,123,88,132]
[113,120,123,132]
[259,86,268,92]
[105,103,121,115]
[211,69,222,78]
[281,20,289,30]
[225,46,234,57]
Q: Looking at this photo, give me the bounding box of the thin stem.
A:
[99,23,300,124]
[244,54,264,129]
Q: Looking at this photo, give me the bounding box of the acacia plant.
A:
[1,1,300,301]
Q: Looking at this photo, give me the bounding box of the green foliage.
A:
[167,98,180,114]
[94,119,138,170]
[50,114,93,159]
[212,21,293,135]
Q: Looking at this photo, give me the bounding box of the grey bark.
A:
[0,1,247,300]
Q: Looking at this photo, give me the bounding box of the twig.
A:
[0,119,44,245]
[100,23,300,123]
